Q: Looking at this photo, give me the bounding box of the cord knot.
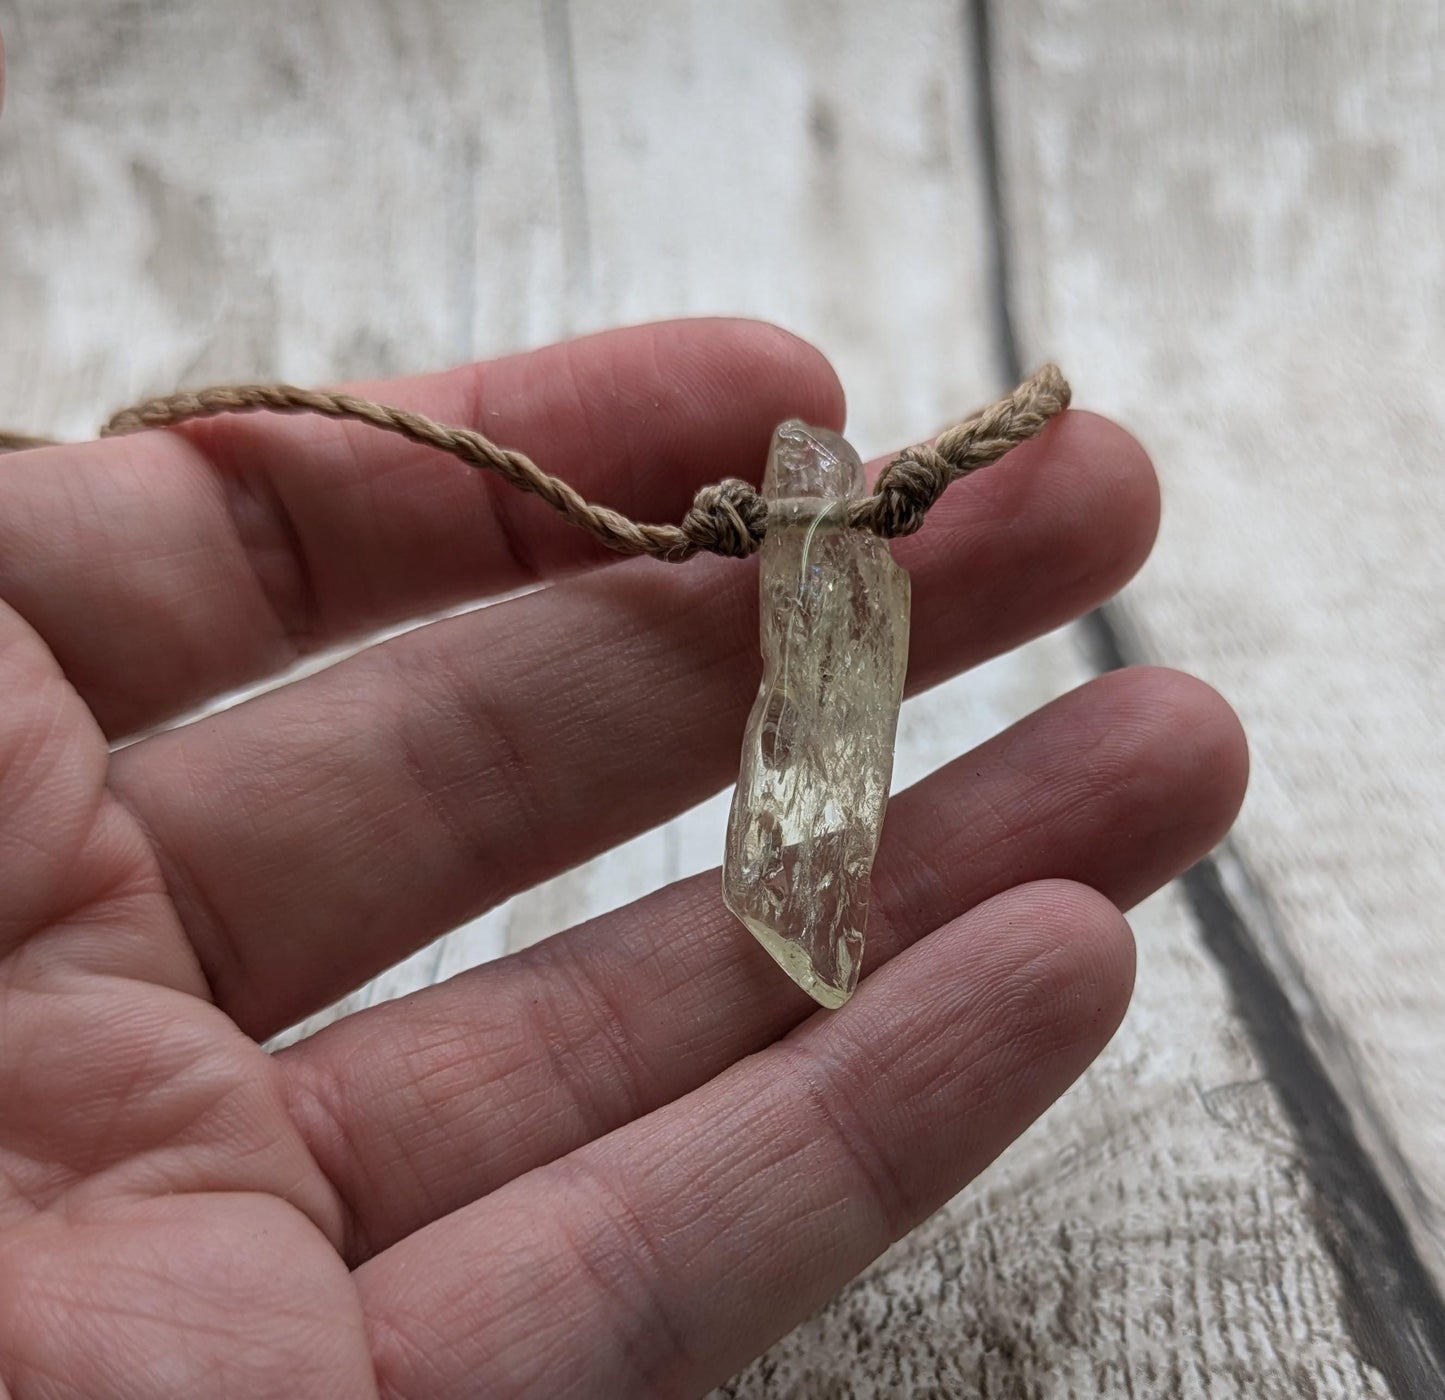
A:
[681,477,769,557]
[868,445,953,538]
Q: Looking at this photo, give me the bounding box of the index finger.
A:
[0,318,842,736]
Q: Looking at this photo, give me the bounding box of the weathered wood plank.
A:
[993,0,1445,1313]
[0,2,1398,1393]
[0,0,569,425]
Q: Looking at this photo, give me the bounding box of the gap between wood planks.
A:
[966,0,1445,1394]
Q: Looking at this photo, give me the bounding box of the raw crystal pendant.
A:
[723,420,910,1008]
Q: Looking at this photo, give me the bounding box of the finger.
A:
[113,411,1160,1036]
[0,319,843,737]
[355,880,1134,1399]
[284,666,1244,1259]
[0,599,118,953]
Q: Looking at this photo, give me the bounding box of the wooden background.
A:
[1,2,1441,1395]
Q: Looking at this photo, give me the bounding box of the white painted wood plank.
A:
[561,1,1001,458]
[0,2,569,425]
[995,0,1445,1294]
[0,2,1393,1392]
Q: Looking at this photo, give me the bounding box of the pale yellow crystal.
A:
[723,420,910,1008]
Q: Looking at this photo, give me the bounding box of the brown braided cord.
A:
[851,363,1071,537]
[16,363,1069,559]
[102,385,714,560]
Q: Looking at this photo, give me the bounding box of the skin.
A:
[0,314,1248,1398]
[0,52,1246,1393]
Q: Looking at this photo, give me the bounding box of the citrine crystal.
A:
[723,420,910,1008]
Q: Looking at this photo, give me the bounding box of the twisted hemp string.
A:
[7,364,1070,560]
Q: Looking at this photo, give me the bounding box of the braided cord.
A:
[88,364,1071,560]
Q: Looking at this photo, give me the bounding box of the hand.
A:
[0,320,1245,1397]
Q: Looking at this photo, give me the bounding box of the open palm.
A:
[0,321,1245,1398]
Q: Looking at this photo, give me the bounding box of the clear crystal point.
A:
[723,420,910,1008]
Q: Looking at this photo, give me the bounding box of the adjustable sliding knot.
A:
[681,477,768,558]
[866,443,953,538]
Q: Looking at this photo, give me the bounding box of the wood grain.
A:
[993,0,1445,1311]
[0,1,1413,1394]
[0,1,569,429]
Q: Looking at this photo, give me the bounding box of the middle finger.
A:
[110,411,1155,1038]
